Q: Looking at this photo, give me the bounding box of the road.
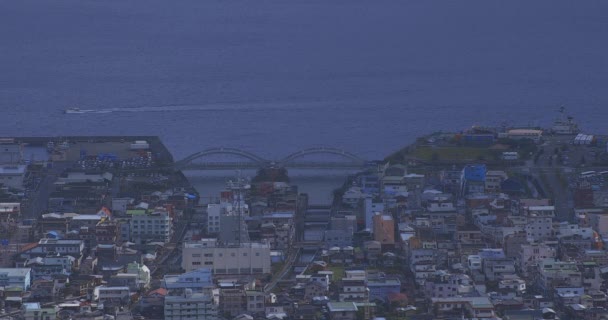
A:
[264,247,300,294]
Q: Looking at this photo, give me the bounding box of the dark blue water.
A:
[1,0,607,160]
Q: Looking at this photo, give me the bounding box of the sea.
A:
[2,0,607,203]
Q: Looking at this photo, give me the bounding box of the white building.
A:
[33,239,85,259]
[93,286,131,303]
[165,290,219,320]
[163,268,218,320]
[182,239,271,274]
[0,268,31,290]
[129,209,172,244]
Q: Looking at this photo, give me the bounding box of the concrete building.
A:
[165,290,219,320]
[22,302,58,320]
[129,209,172,244]
[31,239,85,259]
[163,268,218,320]
[518,243,556,276]
[327,302,358,320]
[430,296,497,319]
[537,259,582,294]
[0,164,26,190]
[0,268,31,290]
[182,239,271,275]
[93,286,131,304]
[339,270,368,302]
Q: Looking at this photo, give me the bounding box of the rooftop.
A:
[0,268,31,277]
[327,302,358,312]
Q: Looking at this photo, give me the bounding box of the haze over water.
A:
[2,0,607,162]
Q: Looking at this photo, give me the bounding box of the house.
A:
[327,302,358,320]
[339,270,368,302]
[431,296,497,319]
[367,278,401,303]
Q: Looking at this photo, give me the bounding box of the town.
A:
[2,113,608,320]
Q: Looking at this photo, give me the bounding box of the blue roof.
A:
[464,164,486,182]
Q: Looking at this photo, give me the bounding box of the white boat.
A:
[64,107,95,114]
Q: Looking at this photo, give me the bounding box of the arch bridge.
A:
[174,147,369,170]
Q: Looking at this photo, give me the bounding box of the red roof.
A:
[388,292,408,303]
[19,242,38,253]
[147,288,168,296]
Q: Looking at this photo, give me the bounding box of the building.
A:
[31,239,85,259]
[0,268,31,290]
[339,270,368,302]
[25,254,74,281]
[93,286,131,304]
[129,208,173,244]
[367,278,401,303]
[461,164,486,196]
[260,212,295,250]
[163,268,218,320]
[182,239,271,275]
[430,296,497,319]
[507,129,543,142]
[0,202,20,223]
[518,243,556,276]
[22,302,58,320]
[0,164,26,190]
[372,214,395,249]
[165,290,219,320]
[536,259,582,294]
[327,302,358,320]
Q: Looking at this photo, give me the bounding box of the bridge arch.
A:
[175,147,267,168]
[279,147,366,165]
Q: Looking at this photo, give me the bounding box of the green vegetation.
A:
[410,146,498,162]
[328,266,345,281]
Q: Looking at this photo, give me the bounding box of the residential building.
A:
[339,270,368,302]
[165,289,219,320]
[536,259,582,294]
[163,268,218,320]
[367,278,401,302]
[518,243,556,276]
[129,208,173,244]
[0,268,31,290]
[22,302,58,320]
[0,164,26,190]
[93,286,131,304]
[182,239,271,275]
[372,214,395,249]
[327,302,358,320]
[431,297,497,319]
